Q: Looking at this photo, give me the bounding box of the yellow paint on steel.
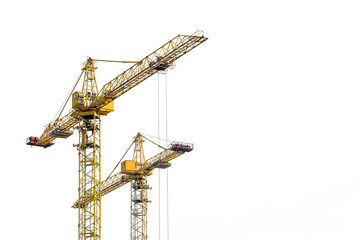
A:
[121,160,136,174]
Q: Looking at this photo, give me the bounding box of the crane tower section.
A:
[77,112,101,240]
[130,135,149,240]
[74,59,106,240]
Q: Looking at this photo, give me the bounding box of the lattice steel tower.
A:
[76,59,102,240]
[131,135,150,240]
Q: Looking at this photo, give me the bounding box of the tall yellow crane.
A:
[72,133,193,240]
[27,30,207,240]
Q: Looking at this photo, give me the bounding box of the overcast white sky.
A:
[2,1,360,240]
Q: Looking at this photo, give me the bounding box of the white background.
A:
[1,1,360,240]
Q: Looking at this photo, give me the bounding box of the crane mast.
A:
[27,31,207,240]
[130,135,149,240]
[76,59,102,240]
[72,133,193,240]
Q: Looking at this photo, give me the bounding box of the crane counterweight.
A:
[26,136,55,148]
[170,142,194,152]
[26,136,38,145]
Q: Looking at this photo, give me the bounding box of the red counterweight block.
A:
[26,136,39,146]
[170,142,194,152]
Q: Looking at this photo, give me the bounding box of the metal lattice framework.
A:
[29,31,206,240]
[131,135,148,240]
[35,31,208,147]
[131,176,150,240]
[76,60,102,240]
[77,114,101,240]
[72,134,185,208]
[72,133,188,240]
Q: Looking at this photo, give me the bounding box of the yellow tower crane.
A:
[27,30,207,240]
[72,133,193,240]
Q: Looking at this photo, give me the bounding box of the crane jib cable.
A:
[105,139,136,181]
[139,132,178,147]
[52,70,84,124]
[92,59,138,63]
[141,134,167,150]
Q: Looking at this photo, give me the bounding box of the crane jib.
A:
[27,32,207,148]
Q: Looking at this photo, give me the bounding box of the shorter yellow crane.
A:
[72,133,193,240]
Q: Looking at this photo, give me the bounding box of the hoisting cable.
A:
[165,72,170,240]
[104,138,136,181]
[52,70,84,124]
[157,71,171,240]
[165,74,170,240]
[157,72,161,240]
